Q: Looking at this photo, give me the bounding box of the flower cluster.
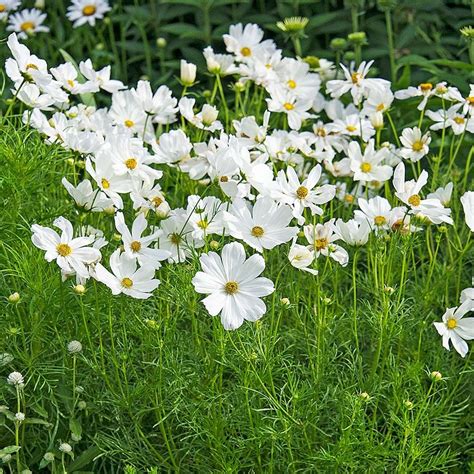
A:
[4,24,474,348]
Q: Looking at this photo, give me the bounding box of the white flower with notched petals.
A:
[427,183,453,207]
[224,197,298,252]
[79,59,125,93]
[203,46,239,76]
[399,127,431,162]
[179,97,222,132]
[67,0,111,28]
[426,104,474,135]
[223,23,276,62]
[395,82,435,110]
[133,81,178,124]
[61,178,113,212]
[50,62,99,95]
[266,86,313,130]
[288,244,318,275]
[95,249,159,299]
[434,300,474,357]
[151,129,192,164]
[114,212,170,269]
[186,195,225,240]
[355,196,403,233]
[31,217,101,278]
[192,242,275,330]
[348,140,393,183]
[335,218,371,246]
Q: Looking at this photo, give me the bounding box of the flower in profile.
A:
[67,0,111,28]
[179,97,222,132]
[180,60,197,86]
[192,242,274,330]
[31,217,101,279]
[7,8,49,39]
[460,191,474,231]
[276,16,309,34]
[288,243,318,275]
[95,249,160,299]
[434,299,474,357]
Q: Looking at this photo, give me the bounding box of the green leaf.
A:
[0,445,20,456]
[69,417,82,438]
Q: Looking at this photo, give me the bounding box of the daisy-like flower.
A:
[326,61,390,105]
[115,212,170,269]
[303,220,349,267]
[266,86,313,130]
[288,243,318,275]
[434,299,474,357]
[133,81,178,124]
[272,164,336,224]
[192,242,275,330]
[460,191,474,232]
[426,104,474,135]
[31,217,101,278]
[348,140,393,183]
[0,1,21,20]
[179,97,222,132]
[95,249,159,299]
[7,8,49,39]
[186,195,225,240]
[203,46,239,76]
[399,127,431,162]
[50,62,99,95]
[355,196,401,233]
[79,59,125,93]
[335,218,371,245]
[394,82,435,110]
[223,23,276,62]
[224,197,298,252]
[67,0,111,28]
[61,178,113,212]
[151,129,192,164]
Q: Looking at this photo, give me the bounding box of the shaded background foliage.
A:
[0,0,473,92]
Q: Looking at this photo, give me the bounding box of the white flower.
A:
[355,196,400,232]
[326,61,390,105]
[15,412,25,422]
[303,220,349,266]
[203,46,238,76]
[335,218,371,246]
[224,197,298,252]
[180,60,197,86]
[114,212,170,269]
[395,82,435,110]
[426,104,474,135]
[460,191,474,232]
[266,86,313,130]
[67,340,83,354]
[427,183,453,207]
[151,129,192,164]
[348,140,393,183]
[59,442,73,453]
[434,300,474,357]
[399,127,431,162]
[31,217,101,278]
[179,97,222,132]
[223,23,276,62]
[288,243,318,275]
[7,8,49,39]
[272,165,336,224]
[79,59,125,93]
[7,371,24,386]
[192,242,275,330]
[95,249,160,299]
[0,1,21,20]
[61,178,113,212]
[67,0,111,28]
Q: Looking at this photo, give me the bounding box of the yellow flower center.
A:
[224,281,239,295]
[420,82,433,93]
[374,215,386,226]
[296,186,308,199]
[169,233,181,245]
[124,119,134,128]
[376,103,385,112]
[197,219,208,229]
[287,79,297,89]
[251,226,264,237]
[316,127,326,137]
[360,162,372,173]
[468,96,474,105]
[82,5,97,16]
[121,277,133,288]
[346,125,357,132]
[56,243,72,257]
[412,140,424,152]
[436,85,447,94]
[408,194,421,207]
[0,5,5,13]
[344,194,354,203]
[130,241,141,252]
[446,318,457,329]
[26,63,38,70]
[351,72,362,84]
[314,238,328,250]
[20,21,35,32]
[220,175,229,182]
[101,178,110,189]
[152,196,163,207]
[454,116,465,125]
[67,79,75,88]
[283,102,295,111]
[125,158,137,170]
[240,47,251,57]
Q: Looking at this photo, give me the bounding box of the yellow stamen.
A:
[197,219,208,229]
[224,281,239,294]
[20,21,35,32]
[130,241,141,252]
[101,178,110,189]
[453,117,465,125]
[251,226,264,237]
[240,47,251,57]
[351,72,362,84]
[420,83,433,93]
[283,102,294,111]
[344,194,354,203]
[360,162,372,173]
[314,238,328,250]
[446,318,457,329]
[125,158,137,170]
[124,119,134,128]
[408,194,421,207]
[346,125,357,132]
[82,5,97,16]
[152,196,163,207]
[287,79,297,89]
[296,186,308,199]
[220,176,229,182]
[374,215,386,226]
[412,140,424,152]
[121,277,133,288]
[56,243,72,257]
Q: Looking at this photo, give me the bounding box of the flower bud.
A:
[8,292,20,303]
[74,284,86,295]
[180,60,197,87]
[59,443,72,453]
[404,400,414,410]
[359,391,370,401]
[280,297,290,306]
[78,400,87,410]
[431,371,442,381]
[43,452,55,462]
[15,412,25,422]
[348,31,368,45]
[201,104,219,126]
[330,38,347,51]
[210,240,220,250]
[370,111,384,129]
[156,37,167,48]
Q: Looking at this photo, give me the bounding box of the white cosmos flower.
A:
[95,249,159,299]
[50,62,99,95]
[399,127,431,162]
[179,97,222,132]
[394,82,435,110]
[67,0,111,27]
[266,86,313,130]
[348,140,393,183]
[192,242,275,330]
[115,212,170,269]
[288,243,318,275]
[427,182,453,207]
[130,180,170,217]
[79,59,125,93]
[224,197,298,252]
[223,23,276,62]
[0,1,20,20]
[272,165,336,224]
[460,191,474,231]
[151,129,192,164]
[31,216,101,278]
[203,46,239,76]
[61,178,113,212]
[434,300,474,357]
[186,195,225,240]
[133,81,178,124]
[425,104,474,135]
[335,218,371,246]
[7,8,49,39]
[303,220,349,267]
[355,196,402,233]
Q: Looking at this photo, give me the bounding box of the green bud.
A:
[303,56,320,69]
[156,37,167,48]
[330,37,347,51]
[348,31,367,45]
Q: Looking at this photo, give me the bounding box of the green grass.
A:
[0,120,473,472]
